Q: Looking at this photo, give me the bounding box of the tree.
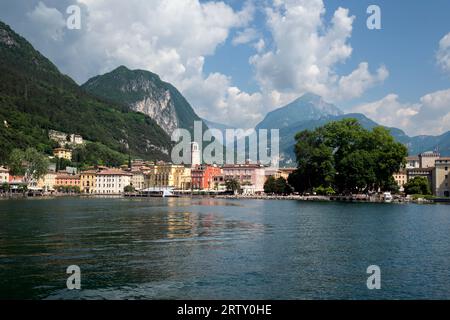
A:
[8,148,49,182]
[265,176,292,195]
[124,185,135,193]
[404,177,431,195]
[289,119,408,195]
[1,182,10,193]
[225,179,241,194]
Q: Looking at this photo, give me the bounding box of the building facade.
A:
[53,148,73,161]
[80,170,97,194]
[55,174,81,188]
[146,164,191,190]
[393,171,407,192]
[95,170,132,194]
[433,158,450,197]
[37,172,57,192]
[191,165,222,190]
[419,151,440,169]
[222,164,266,194]
[131,171,146,191]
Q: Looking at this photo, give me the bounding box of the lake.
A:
[0,198,449,300]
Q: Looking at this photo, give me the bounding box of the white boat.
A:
[383,192,393,203]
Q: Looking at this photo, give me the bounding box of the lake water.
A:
[0,198,449,300]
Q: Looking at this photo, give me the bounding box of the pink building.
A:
[222,164,266,194]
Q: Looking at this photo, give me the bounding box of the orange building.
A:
[191,165,222,190]
[55,174,81,187]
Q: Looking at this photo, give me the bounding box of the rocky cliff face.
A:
[120,76,179,134]
[82,66,204,136]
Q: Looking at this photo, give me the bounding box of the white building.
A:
[191,142,201,166]
[131,171,146,191]
[95,170,132,195]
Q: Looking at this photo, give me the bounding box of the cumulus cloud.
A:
[352,89,450,136]
[250,0,388,104]
[26,2,66,41]
[437,32,450,73]
[0,0,388,129]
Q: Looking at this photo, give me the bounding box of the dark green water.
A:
[0,198,449,300]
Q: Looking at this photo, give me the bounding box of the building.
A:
[53,148,73,161]
[49,130,83,146]
[191,165,222,190]
[191,142,201,166]
[95,170,132,194]
[0,166,9,184]
[146,164,191,190]
[131,171,146,191]
[405,156,420,169]
[55,174,81,188]
[433,158,450,197]
[80,170,97,194]
[222,164,266,194]
[393,171,407,192]
[37,172,57,192]
[69,134,84,145]
[419,151,440,169]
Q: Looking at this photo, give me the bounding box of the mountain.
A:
[255,94,450,166]
[256,93,343,130]
[82,66,205,135]
[0,21,172,163]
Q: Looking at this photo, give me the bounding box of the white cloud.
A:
[352,89,450,136]
[232,28,259,46]
[437,32,450,73]
[26,2,66,41]
[250,0,388,105]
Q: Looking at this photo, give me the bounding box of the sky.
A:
[0,0,449,136]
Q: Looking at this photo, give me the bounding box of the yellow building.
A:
[53,148,72,161]
[146,164,191,190]
[80,170,97,194]
[131,171,146,191]
[37,172,57,192]
[393,171,407,191]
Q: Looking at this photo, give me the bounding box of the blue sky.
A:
[1,0,449,135]
[208,0,450,108]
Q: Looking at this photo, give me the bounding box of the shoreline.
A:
[1,192,448,204]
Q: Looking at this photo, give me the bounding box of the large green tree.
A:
[289,119,407,194]
[404,177,432,196]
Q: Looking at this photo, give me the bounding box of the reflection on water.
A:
[0,198,450,300]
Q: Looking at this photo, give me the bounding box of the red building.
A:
[191,165,222,190]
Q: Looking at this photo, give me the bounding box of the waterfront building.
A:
[37,172,57,192]
[191,165,222,190]
[80,170,97,194]
[419,151,440,169]
[53,148,73,161]
[146,164,191,190]
[95,170,132,195]
[131,171,146,191]
[393,171,407,192]
[55,174,81,188]
[222,164,266,194]
[279,168,296,180]
[0,166,9,184]
[433,158,450,197]
[406,156,420,169]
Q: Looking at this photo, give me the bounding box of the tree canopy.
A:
[404,177,432,196]
[264,176,292,195]
[288,119,408,194]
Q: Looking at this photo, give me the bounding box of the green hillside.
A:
[0,21,172,164]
